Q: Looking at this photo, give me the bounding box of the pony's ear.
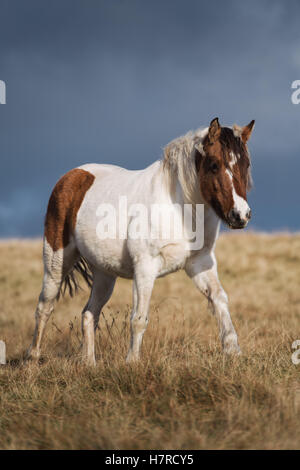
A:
[208,117,221,143]
[241,120,255,143]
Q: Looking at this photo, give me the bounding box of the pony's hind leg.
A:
[26,242,77,361]
[26,274,60,360]
[81,271,116,366]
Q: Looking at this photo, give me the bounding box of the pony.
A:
[26,117,255,365]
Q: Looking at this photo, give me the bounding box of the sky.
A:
[0,0,300,237]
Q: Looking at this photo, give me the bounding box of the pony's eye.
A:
[210,162,219,174]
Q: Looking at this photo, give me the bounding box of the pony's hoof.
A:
[126,353,139,364]
[81,357,96,367]
[25,349,41,363]
[223,344,242,355]
[223,335,241,355]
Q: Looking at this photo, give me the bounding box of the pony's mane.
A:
[163,128,208,203]
[162,126,253,202]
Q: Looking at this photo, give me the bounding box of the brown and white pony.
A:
[27,117,255,365]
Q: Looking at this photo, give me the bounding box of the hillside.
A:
[0,233,299,449]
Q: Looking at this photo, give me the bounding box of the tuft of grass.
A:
[0,233,300,449]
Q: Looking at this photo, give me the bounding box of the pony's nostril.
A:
[246,209,252,220]
[230,209,241,222]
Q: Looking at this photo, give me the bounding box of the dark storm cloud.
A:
[0,0,300,236]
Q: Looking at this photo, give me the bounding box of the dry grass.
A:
[0,233,300,449]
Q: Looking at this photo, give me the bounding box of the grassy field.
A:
[0,233,300,449]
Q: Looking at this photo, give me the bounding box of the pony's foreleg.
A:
[126,262,156,363]
[81,272,116,366]
[186,254,240,354]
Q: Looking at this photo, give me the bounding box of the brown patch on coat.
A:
[45,168,95,251]
[196,118,252,224]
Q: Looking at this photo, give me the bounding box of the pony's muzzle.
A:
[228,207,251,229]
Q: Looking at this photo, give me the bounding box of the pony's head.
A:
[195,117,255,229]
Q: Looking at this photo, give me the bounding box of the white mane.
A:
[162,127,208,203]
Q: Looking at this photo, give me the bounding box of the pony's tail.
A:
[57,256,93,300]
